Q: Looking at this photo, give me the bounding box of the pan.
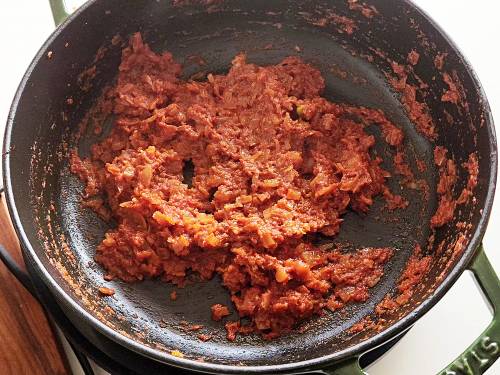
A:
[1,0,499,374]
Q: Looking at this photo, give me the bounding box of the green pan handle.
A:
[48,0,73,26]
[438,244,500,374]
[321,358,366,374]
[318,244,499,375]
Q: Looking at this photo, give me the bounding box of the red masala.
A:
[375,245,431,314]
[395,255,431,305]
[71,33,406,340]
[387,61,436,139]
[407,50,420,66]
[198,334,212,342]
[434,52,447,70]
[347,0,379,19]
[431,146,457,228]
[170,290,177,301]
[457,153,479,204]
[431,148,478,228]
[211,304,230,321]
[309,11,358,35]
[441,72,461,104]
[98,287,115,296]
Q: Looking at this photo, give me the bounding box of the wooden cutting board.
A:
[0,195,70,374]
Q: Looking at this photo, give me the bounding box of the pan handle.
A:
[319,358,366,374]
[49,0,88,26]
[48,0,71,26]
[437,244,500,374]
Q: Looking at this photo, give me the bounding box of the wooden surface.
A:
[0,195,69,375]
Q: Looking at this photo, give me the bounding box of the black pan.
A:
[1,0,499,374]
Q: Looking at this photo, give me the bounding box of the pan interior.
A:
[6,0,494,368]
[60,28,431,365]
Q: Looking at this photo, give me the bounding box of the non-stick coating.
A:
[3,0,497,373]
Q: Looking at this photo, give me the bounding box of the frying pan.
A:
[1,0,499,374]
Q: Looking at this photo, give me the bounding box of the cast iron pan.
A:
[1,0,499,374]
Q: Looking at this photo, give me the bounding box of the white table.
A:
[0,1,498,374]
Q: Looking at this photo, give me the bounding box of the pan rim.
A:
[2,0,498,373]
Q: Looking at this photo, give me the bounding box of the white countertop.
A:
[0,1,498,374]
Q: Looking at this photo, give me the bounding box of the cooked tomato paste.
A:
[71,33,406,340]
